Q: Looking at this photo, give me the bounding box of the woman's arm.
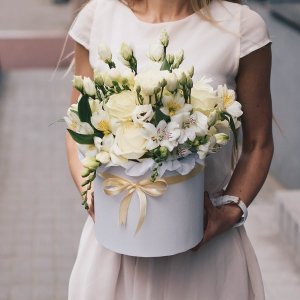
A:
[65,42,95,219]
[196,44,274,247]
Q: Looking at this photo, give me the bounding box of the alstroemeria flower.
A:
[94,135,114,164]
[143,120,181,151]
[160,93,192,117]
[91,110,118,136]
[64,110,94,134]
[132,105,154,125]
[217,84,243,118]
[172,111,208,144]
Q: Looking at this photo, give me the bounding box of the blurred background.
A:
[0,0,299,299]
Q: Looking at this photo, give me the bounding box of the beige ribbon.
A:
[98,164,204,234]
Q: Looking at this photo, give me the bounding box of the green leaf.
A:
[155,107,170,125]
[67,129,95,144]
[160,58,171,71]
[78,94,92,123]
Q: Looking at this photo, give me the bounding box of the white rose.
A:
[83,77,96,97]
[112,123,147,159]
[105,91,137,121]
[98,44,112,63]
[148,43,165,62]
[132,105,154,124]
[191,78,221,116]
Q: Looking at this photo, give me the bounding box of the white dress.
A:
[68,1,272,299]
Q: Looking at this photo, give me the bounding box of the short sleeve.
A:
[240,6,272,58]
[68,0,97,50]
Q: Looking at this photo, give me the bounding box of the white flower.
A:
[143,120,181,151]
[173,49,184,68]
[103,68,121,87]
[120,42,133,61]
[93,70,104,85]
[135,70,164,96]
[72,75,84,91]
[64,110,94,134]
[112,123,147,160]
[89,99,103,114]
[172,111,208,143]
[148,43,165,62]
[160,30,169,47]
[83,77,96,97]
[94,135,114,164]
[191,77,221,116]
[217,84,243,118]
[121,68,135,87]
[132,105,154,125]
[214,133,229,145]
[187,66,194,78]
[105,91,137,122]
[78,143,98,158]
[197,141,211,160]
[164,72,178,92]
[98,44,112,63]
[160,93,192,117]
[226,101,243,119]
[91,110,118,135]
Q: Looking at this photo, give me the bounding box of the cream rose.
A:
[112,122,147,160]
[105,91,137,122]
[191,79,221,116]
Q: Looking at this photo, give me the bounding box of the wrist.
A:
[212,194,248,228]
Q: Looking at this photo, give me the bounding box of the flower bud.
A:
[159,146,169,158]
[120,42,133,61]
[173,49,184,68]
[187,66,194,78]
[82,157,100,171]
[148,43,165,62]
[94,70,104,85]
[165,72,178,92]
[81,167,90,177]
[214,133,229,145]
[83,77,96,97]
[98,44,112,63]
[160,30,169,47]
[166,54,174,65]
[72,75,84,91]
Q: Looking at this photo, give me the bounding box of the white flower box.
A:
[94,165,204,257]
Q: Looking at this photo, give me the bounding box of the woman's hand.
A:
[86,191,95,222]
[192,192,242,251]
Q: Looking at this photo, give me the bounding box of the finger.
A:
[203,191,214,214]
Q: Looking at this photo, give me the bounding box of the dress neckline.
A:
[116,0,199,26]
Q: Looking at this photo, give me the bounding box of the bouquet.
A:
[65,30,243,218]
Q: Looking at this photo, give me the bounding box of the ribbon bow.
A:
[100,174,168,233]
[98,164,204,234]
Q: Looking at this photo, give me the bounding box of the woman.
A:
[66,0,273,299]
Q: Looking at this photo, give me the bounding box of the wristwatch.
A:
[213,195,248,228]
